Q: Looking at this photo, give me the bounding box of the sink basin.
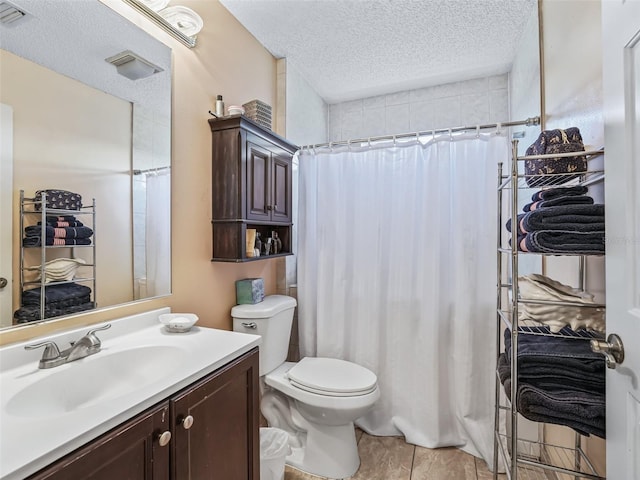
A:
[5,345,186,418]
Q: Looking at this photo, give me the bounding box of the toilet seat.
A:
[286,357,377,397]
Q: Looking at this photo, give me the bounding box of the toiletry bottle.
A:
[254,232,262,257]
[215,95,224,117]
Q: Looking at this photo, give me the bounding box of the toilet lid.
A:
[286,357,377,396]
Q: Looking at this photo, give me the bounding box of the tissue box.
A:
[236,278,264,305]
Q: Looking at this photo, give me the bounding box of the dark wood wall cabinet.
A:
[209,115,297,262]
[28,348,259,480]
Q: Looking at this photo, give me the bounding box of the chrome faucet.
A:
[25,324,111,369]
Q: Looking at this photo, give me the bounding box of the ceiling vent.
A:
[105,50,164,81]
[0,1,29,26]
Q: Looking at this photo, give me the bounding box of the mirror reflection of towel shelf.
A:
[122,0,198,48]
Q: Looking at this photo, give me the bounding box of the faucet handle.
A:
[24,341,64,368]
[84,323,111,348]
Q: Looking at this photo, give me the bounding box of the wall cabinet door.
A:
[246,141,272,222]
[28,403,170,480]
[271,153,292,223]
[171,349,259,480]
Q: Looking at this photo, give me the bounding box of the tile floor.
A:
[284,430,507,480]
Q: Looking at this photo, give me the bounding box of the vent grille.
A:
[0,1,25,24]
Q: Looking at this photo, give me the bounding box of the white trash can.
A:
[260,427,290,480]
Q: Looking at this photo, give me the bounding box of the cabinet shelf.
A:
[22,277,96,287]
[497,309,605,340]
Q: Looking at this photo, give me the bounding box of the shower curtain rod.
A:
[133,166,171,175]
[299,116,541,151]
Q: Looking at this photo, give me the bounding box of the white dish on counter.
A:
[159,312,199,332]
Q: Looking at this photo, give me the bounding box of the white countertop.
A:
[0,308,261,480]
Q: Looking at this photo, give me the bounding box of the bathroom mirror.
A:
[0,0,172,330]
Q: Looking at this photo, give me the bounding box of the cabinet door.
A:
[171,349,259,480]
[246,142,271,222]
[28,403,170,480]
[271,153,292,223]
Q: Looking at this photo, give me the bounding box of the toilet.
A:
[232,295,379,479]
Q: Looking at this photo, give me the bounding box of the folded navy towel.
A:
[505,214,525,234]
[532,186,588,202]
[46,215,78,223]
[521,205,605,233]
[22,283,92,306]
[524,231,605,254]
[25,225,94,239]
[524,195,594,212]
[23,237,92,247]
[498,354,605,438]
[39,220,84,228]
[504,327,605,361]
[14,302,95,323]
[498,353,604,395]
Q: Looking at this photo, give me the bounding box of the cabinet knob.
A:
[157,430,172,447]
[182,415,194,430]
[0,277,7,289]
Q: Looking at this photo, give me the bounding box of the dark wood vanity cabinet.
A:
[171,347,260,480]
[28,403,171,480]
[28,349,259,480]
[209,115,297,262]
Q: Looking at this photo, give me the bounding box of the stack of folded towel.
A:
[40,215,85,228]
[25,257,87,284]
[506,186,605,254]
[518,274,605,333]
[23,223,93,247]
[14,283,95,323]
[499,328,605,438]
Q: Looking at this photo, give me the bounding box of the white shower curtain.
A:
[145,170,171,297]
[297,132,508,465]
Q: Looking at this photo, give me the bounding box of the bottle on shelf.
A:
[215,95,224,117]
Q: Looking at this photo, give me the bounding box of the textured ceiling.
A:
[220,0,538,103]
[0,0,171,116]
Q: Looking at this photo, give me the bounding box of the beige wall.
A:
[1,50,134,320]
[541,0,606,475]
[0,0,279,345]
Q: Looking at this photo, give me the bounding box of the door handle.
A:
[0,277,7,289]
[590,333,625,369]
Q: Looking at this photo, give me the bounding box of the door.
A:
[602,1,640,478]
[0,104,13,325]
[246,141,271,221]
[28,403,171,480]
[272,153,292,223]
[171,348,259,480]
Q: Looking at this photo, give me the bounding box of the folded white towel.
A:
[26,258,87,283]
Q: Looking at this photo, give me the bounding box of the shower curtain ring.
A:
[367,138,371,148]
[448,128,453,141]
[476,125,481,138]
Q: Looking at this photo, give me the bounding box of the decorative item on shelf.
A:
[271,231,282,254]
[254,232,262,257]
[158,5,204,37]
[227,105,245,116]
[246,228,257,257]
[242,99,272,130]
[215,95,225,117]
[524,127,587,187]
[34,189,82,211]
[235,278,265,305]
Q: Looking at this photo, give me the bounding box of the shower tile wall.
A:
[328,74,509,142]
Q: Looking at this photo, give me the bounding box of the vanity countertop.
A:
[0,308,261,480]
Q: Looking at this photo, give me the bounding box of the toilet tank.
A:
[231,295,297,376]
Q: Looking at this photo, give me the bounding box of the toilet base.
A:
[285,421,359,479]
